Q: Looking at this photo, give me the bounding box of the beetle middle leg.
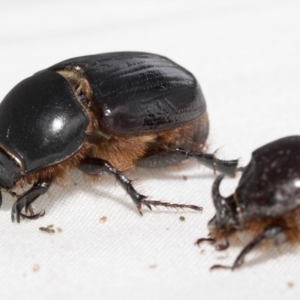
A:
[211,225,285,271]
[78,157,202,214]
[11,179,52,223]
[138,149,240,176]
[171,149,241,176]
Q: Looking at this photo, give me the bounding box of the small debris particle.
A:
[149,264,157,269]
[216,254,228,260]
[39,227,55,234]
[200,249,205,255]
[287,282,294,288]
[182,175,188,180]
[47,224,54,229]
[166,227,169,231]
[32,264,40,272]
[179,216,185,221]
[56,227,63,233]
[99,216,107,223]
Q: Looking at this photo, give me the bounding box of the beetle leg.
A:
[20,210,46,220]
[11,180,51,223]
[195,235,229,250]
[210,226,285,270]
[78,158,202,215]
[138,199,202,214]
[195,237,216,246]
[20,204,46,220]
[214,236,230,251]
[170,148,240,176]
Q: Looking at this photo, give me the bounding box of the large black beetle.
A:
[197,136,300,270]
[0,52,238,222]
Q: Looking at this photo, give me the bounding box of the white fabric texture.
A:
[0,1,300,299]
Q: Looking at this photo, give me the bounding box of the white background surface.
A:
[1,0,300,299]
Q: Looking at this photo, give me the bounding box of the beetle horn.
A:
[212,174,238,228]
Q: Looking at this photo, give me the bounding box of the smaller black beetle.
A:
[0,52,238,223]
[197,136,300,270]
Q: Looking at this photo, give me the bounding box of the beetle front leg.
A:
[78,158,202,215]
[11,180,52,223]
[211,226,285,271]
[195,235,229,250]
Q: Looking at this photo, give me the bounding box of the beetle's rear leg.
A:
[78,158,202,215]
[171,149,241,176]
[11,180,52,223]
[138,148,241,176]
[211,226,286,270]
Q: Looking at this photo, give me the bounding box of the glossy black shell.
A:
[0,70,89,181]
[0,52,206,190]
[50,52,206,135]
[236,136,300,220]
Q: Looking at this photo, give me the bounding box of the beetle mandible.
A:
[197,136,300,270]
[0,52,238,222]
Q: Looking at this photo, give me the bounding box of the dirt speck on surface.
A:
[99,216,107,223]
[149,264,157,269]
[32,264,40,272]
[39,227,55,234]
[39,224,61,234]
[56,227,63,233]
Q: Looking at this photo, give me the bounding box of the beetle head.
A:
[208,174,239,233]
